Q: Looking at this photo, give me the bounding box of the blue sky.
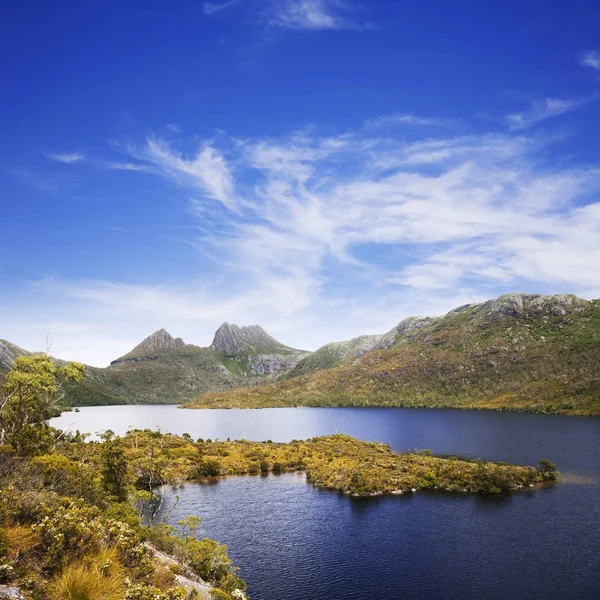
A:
[1,0,600,366]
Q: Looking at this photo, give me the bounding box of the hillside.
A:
[186,293,600,416]
[1,325,310,406]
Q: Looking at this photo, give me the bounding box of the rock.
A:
[210,323,300,356]
[146,542,212,599]
[395,316,440,338]
[247,354,300,375]
[0,586,23,600]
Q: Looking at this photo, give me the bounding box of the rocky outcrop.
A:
[210,323,297,356]
[395,316,440,338]
[247,354,300,375]
[147,543,212,599]
[445,293,590,321]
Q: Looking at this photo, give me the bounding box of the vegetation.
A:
[0,352,559,598]
[187,294,600,416]
[0,356,247,600]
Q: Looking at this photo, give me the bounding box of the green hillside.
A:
[186,293,600,416]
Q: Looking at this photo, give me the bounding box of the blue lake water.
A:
[51,406,600,599]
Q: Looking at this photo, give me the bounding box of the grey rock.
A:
[210,322,301,356]
[0,586,23,600]
[248,354,302,375]
[395,316,439,338]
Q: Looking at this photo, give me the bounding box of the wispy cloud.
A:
[204,0,368,32]
[120,120,600,303]
[506,97,588,130]
[104,162,148,171]
[8,167,61,194]
[46,152,85,164]
[365,114,444,128]
[580,50,600,71]
[132,138,236,210]
[266,0,365,31]
[204,0,241,16]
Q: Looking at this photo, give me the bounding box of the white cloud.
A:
[204,0,241,16]
[506,97,587,130]
[267,0,362,31]
[123,124,600,300]
[204,0,367,31]
[46,152,85,164]
[105,162,148,171]
[580,50,600,71]
[365,114,443,128]
[135,138,236,210]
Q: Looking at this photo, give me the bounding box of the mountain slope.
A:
[187,293,600,415]
[0,339,30,371]
[1,324,310,406]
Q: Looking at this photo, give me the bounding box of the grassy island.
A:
[118,431,557,497]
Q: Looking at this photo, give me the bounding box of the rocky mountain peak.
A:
[138,329,186,353]
[446,293,590,321]
[111,329,187,365]
[210,323,292,356]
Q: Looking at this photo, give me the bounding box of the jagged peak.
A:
[139,328,186,349]
[210,322,293,356]
[111,328,187,364]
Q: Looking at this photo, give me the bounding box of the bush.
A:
[193,459,222,478]
[48,547,125,600]
[538,458,558,480]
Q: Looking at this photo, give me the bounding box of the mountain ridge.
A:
[1,322,310,406]
[2,293,599,414]
[186,292,600,416]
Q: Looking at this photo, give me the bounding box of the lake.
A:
[50,406,600,599]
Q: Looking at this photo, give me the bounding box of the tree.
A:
[101,435,129,501]
[0,354,85,453]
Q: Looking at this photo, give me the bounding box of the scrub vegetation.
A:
[0,355,246,600]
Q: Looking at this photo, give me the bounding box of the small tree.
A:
[101,435,129,501]
[538,458,558,480]
[0,354,85,454]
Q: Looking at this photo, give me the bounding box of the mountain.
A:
[4,294,599,414]
[111,328,187,364]
[0,339,30,371]
[1,324,309,406]
[188,293,600,416]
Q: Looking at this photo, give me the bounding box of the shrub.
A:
[193,459,222,478]
[48,547,125,600]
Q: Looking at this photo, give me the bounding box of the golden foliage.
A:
[48,547,126,600]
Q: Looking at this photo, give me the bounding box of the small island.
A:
[115,430,557,497]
